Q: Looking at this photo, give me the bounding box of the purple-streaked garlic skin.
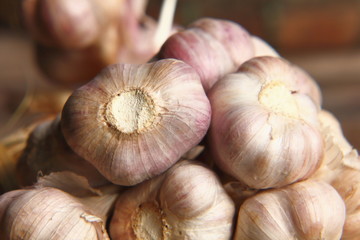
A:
[61,59,211,186]
[234,180,346,240]
[0,187,110,240]
[158,17,254,91]
[109,160,235,240]
[208,56,323,189]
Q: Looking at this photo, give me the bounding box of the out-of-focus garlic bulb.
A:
[61,59,211,186]
[109,160,235,240]
[17,116,109,187]
[331,167,360,239]
[234,180,346,240]
[208,56,323,189]
[36,44,111,87]
[0,172,120,240]
[22,0,105,49]
[312,110,359,182]
[158,17,254,91]
[251,35,279,57]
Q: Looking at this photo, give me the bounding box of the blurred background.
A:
[0,0,359,149]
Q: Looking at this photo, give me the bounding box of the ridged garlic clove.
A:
[312,110,359,182]
[208,56,323,189]
[331,167,360,239]
[109,160,235,240]
[61,59,211,186]
[0,172,120,240]
[251,35,279,57]
[234,180,346,240]
[17,116,108,187]
[158,17,254,91]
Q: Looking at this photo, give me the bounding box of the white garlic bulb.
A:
[234,180,346,240]
[61,59,211,186]
[208,56,323,189]
[0,172,120,239]
[109,160,235,240]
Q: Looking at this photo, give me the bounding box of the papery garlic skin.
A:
[208,56,323,189]
[158,17,254,91]
[0,187,110,240]
[17,116,108,187]
[311,110,359,182]
[109,160,235,240]
[234,180,346,240]
[61,59,211,186]
[331,167,360,239]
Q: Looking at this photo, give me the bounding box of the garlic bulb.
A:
[158,17,254,91]
[61,59,211,186]
[0,172,120,240]
[331,167,360,239]
[208,56,323,189]
[109,160,235,240]
[234,180,346,240]
[17,116,108,187]
[251,35,279,57]
[22,0,103,48]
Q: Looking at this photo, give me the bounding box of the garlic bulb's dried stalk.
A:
[61,59,211,186]
[110,160,235,240]
[234,180,346,240]
[158,17,254,91]
[17,116,108,187]
[331,167,360,239]
[208,56,323,189]
[0,172,120,240]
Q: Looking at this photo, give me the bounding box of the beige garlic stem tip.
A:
[154,0,178,50]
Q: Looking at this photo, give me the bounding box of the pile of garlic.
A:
[1,1,360,239]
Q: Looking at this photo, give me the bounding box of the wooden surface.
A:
[0,30,359,150]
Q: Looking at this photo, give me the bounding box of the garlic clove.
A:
[251,35,279,57]
[61,59,211,186]
[17,116,109,188]
[311,110,359,182]
[0,172,120,239]
[234,180,346,240]
[330,167,360,239]
[291,65,322,108]
[208,56,323,189]
[109,160,235,240]
[158,17,254,91]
